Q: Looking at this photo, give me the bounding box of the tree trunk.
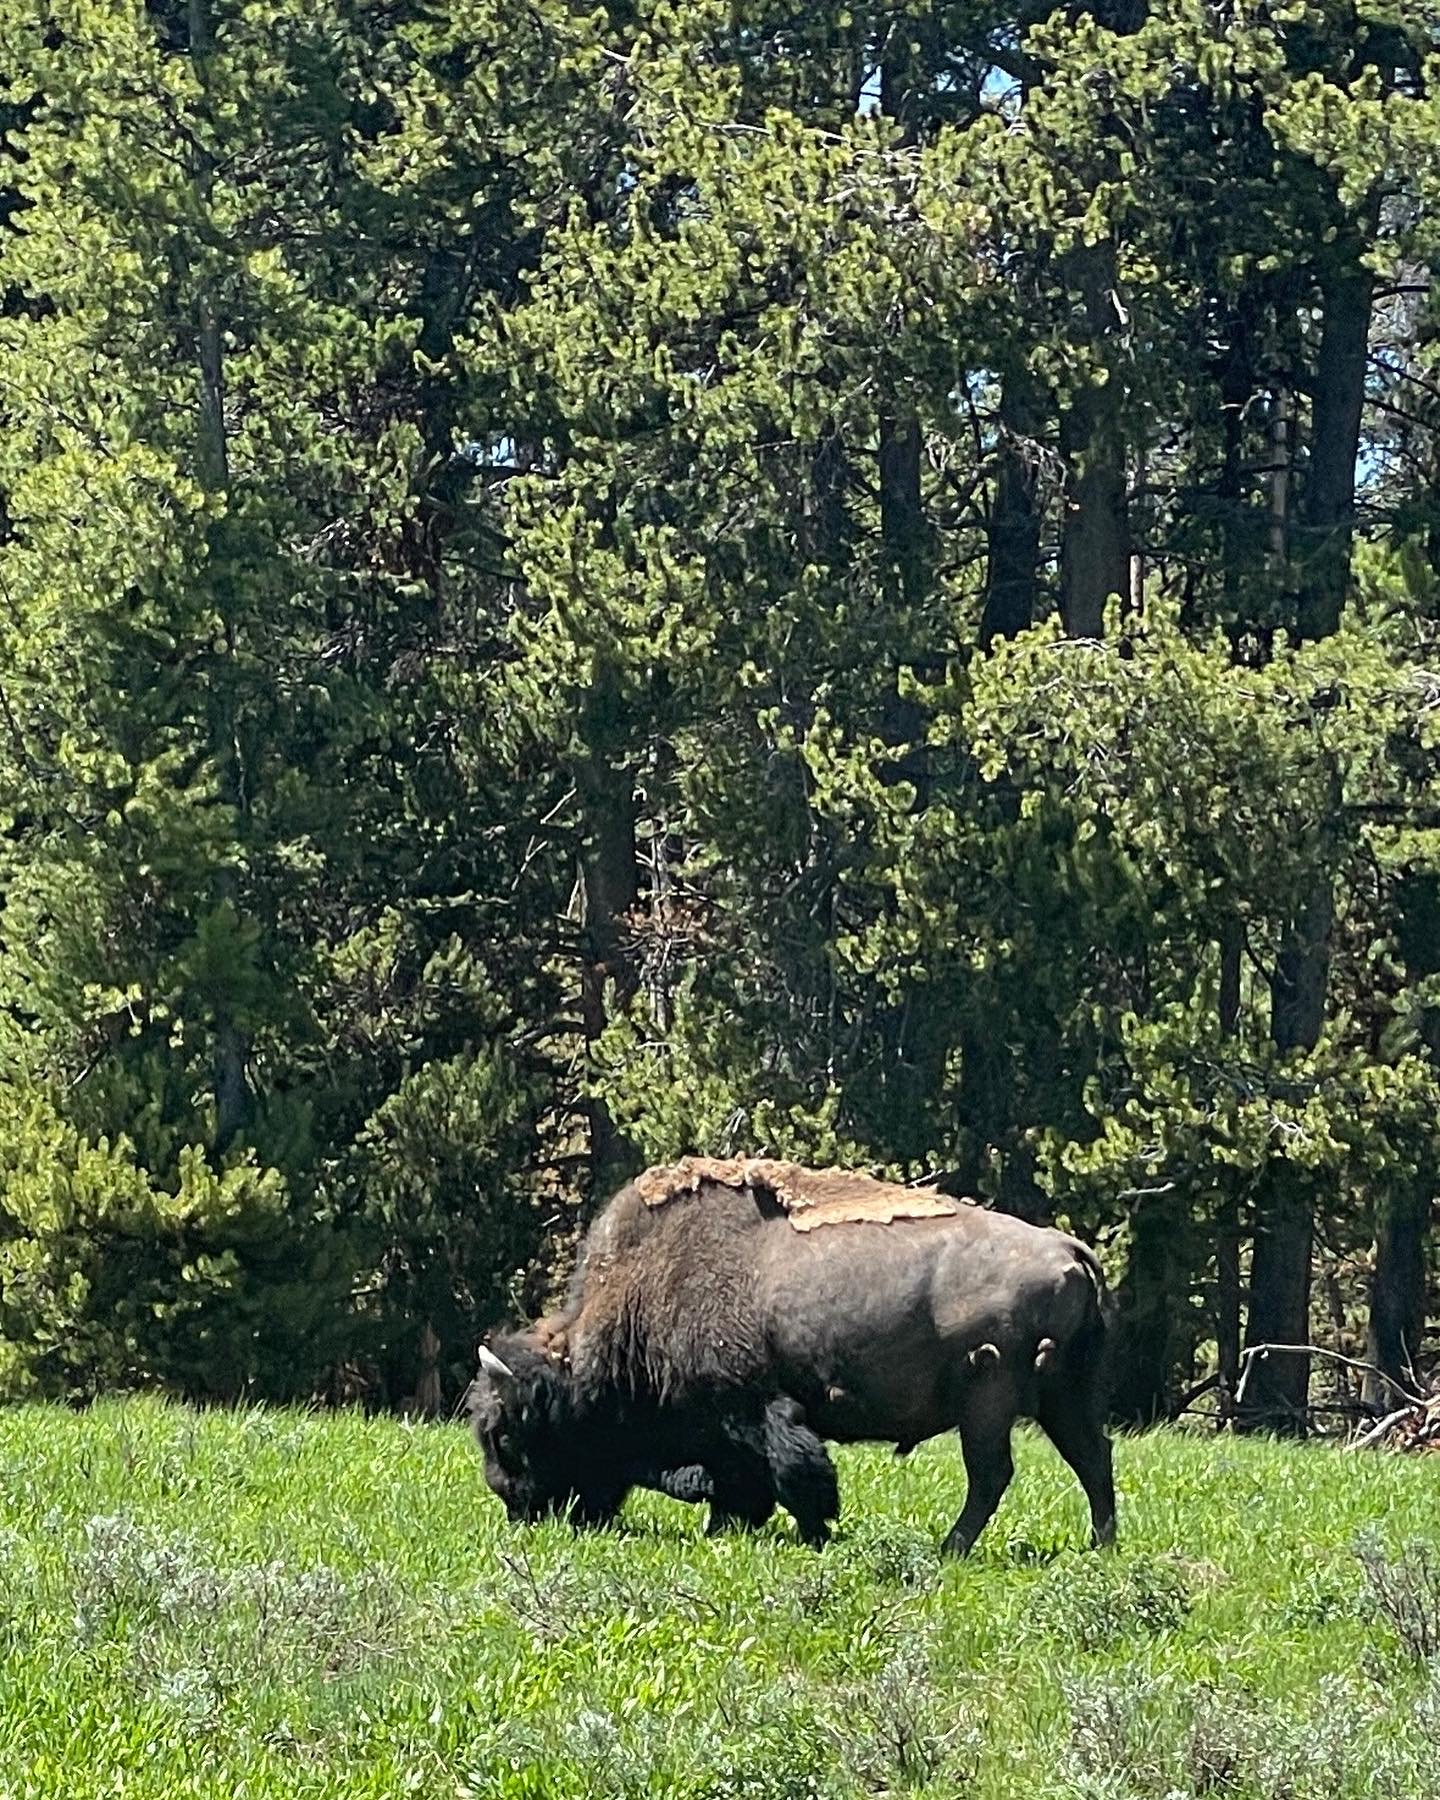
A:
[1240,1172,1315,1432]
[575,721,640,1201]
[876,42,928,616]
[1240,883,1333,1433]
[875,49,932,804]
[1058,239,1129,638]
[1216,1200,1242,1421]
[809,423,850,566]
[1294,255,1373,641]
[1215,917,1243,1418]
[1363,1188,1430,1411]
[879,409,927,605]
[1215,299,1259,624]
[1268,389,1291,567]
[982,370,1043,646]
[188,0,250,1154]
[1241,240,1372,1432]
[1111,1195,1183,1425]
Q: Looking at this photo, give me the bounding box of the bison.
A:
[469,1161,1116,1556]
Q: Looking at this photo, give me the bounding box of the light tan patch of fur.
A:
[787,1188,962,1230]
[631,1156,965,1231]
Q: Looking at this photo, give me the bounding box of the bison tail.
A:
[1073,1240,1110,1308]
[1052,1249,1114,1422]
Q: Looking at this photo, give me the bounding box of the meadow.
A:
[0,1399,1435,1800]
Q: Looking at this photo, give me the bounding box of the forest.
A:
[0,0,1435,1428]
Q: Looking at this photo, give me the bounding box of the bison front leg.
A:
[704,1440,777,1535]
[764,1397,838,1549]
[646,1458,774,1533]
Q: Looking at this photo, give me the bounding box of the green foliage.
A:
[0,1078,357,1399]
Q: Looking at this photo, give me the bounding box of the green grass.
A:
[0,1400,1436,1798]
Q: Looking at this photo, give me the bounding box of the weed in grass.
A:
[154,1664,226,1726]
[69,1510,411,1694]
[1272,1560,1364,1631]
[73,1514,229,1639]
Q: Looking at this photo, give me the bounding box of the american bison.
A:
[468,1159,1116,1555]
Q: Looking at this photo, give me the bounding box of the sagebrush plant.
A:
[1026,1549,1194,1651]
[1,1401,1438,1799]
[1064,1667,1440,1800]
[1356,1530,1440,1663]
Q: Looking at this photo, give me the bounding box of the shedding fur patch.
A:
[786,1187,961,1230]
[631,1156,964,1231]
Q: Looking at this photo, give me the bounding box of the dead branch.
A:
[1348,1406,1417,1452]
[1233,1343,1427,1414]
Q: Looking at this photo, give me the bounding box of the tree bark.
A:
[1215,917,1243,1417]
[1058,239,1129,638]
[1111,1196,1183,1425]
[1240,1174,1316,1432]
[809,423,851,566]
[187,0,250,1154]
[879,409,927,606]
[876,40,928,615]
[1239,883,1334,1433]
[1295,255,1373,641]
[875,47,932,800]
[1216,299,1259,623]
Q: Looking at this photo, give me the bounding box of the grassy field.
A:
[0,1401,1436,1799]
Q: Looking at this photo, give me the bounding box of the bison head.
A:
[466,1334,629,1527]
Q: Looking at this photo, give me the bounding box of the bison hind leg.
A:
[1035,1389,1117,1550]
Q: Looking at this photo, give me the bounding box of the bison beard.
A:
[470,1164,1117,1556]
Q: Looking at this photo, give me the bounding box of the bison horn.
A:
[477,1344,514,1381]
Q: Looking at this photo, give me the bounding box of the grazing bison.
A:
[469,1160,1116,1556]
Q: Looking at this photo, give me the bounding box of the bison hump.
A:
[631,1156,965,1231]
